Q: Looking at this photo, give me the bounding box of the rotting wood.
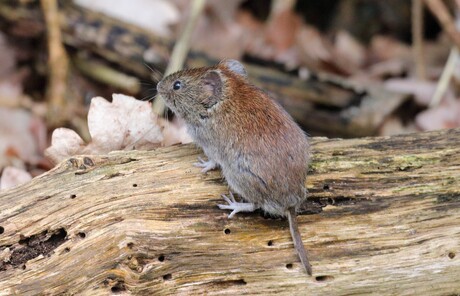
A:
[0,128,459,295]
[0,2,409,137]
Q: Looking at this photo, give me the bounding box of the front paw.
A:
[193,157,219,173]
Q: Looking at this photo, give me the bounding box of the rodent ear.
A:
[219,59,247,79]
[202,70,223,109]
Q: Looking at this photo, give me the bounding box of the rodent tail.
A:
[286,207,312,276]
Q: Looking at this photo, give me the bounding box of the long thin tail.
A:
[286,207,312,275]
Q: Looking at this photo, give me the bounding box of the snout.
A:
[156,80,163,93]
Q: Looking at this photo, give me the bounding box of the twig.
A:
[424,0,460,50]
[412,0,426,80]
[429,47,458,107]
[40,0,69,125]
[73,55,140,94]
[152,0,207,115]
[427,1,460,107]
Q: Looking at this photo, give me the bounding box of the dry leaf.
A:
[368,59,407,78]
[370,35,411,62]
[186,0,247,59]
[265,7,302,55]
[295,25,333,72]
[0,166,32,190]
[45,94,192,164]
[384,78,455,106]
[45,128,86,165]
[0,108,46,168]
[87,94,163,152]
[0,33,15,79]
[333,30,367,73]
[415,99,460,130]
[160,117,193,147]
[74,0,180,37]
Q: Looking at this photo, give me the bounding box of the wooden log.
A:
[0,2,408,137]
[0,128,459,295]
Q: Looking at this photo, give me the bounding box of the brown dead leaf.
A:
[370,35,411,63]
[295,25,336,73]
[333,30,367,73]
[0,33,15,79]
[185,0,248,59]
[265,8,302,55]
[236,10,269,56]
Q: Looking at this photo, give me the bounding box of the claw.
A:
[217,192,257,218]
[193,157,218,173]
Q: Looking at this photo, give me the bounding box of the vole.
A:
[156,59,312,275]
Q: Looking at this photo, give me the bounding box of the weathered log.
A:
[0,128,459,295]
[0,2,408,137]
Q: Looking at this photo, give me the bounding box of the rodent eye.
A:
[173,81,182,90]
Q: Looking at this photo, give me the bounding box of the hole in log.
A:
[448,252,456,259]
[0,226,4,234]
[111,281,126,293]
[5,228,67,270]
[70,194,76,199]
[64,247,70,253]
[224,228,231,235]
[158,255,165,262]
[286,263,293,269]
[227,279,246,286]
[127,242,134,249]
[132,184,138,187]
[163,274,172,281]
[83,157,94,166]
[78,232,86,239]
[21,264,26,270]
[323,184,330,190]
[267,240,273,246]
[315,275,335,282]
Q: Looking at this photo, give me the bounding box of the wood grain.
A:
[0,128,459,295]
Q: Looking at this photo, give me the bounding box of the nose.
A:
[156,81,162,92]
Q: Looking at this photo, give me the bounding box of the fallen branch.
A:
[0,128,459,295]
[40,0,69,126]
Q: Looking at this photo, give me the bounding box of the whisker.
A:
[139,86,157,101]
[139,81,156,86]
[144,62,164,83]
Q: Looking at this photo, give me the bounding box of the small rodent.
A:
[157,59,312,275]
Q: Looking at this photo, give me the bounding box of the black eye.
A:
[173,81,182,90]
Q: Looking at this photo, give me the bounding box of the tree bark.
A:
[0,128,459,295]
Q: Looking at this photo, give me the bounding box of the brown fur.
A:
[157,60,312,274]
